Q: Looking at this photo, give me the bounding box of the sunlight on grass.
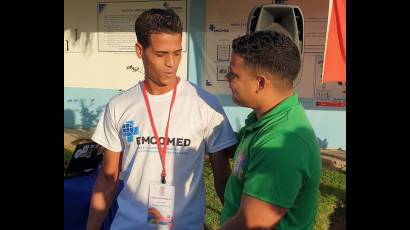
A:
[203,160,346,230]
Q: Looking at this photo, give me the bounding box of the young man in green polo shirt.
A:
[220,30,322,230]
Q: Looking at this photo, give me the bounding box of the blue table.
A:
[64,170,123,230]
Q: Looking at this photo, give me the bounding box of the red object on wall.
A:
[322,0,346,83]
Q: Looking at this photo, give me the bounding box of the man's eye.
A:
[226,72,235,79]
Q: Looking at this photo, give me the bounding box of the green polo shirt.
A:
[221,93,322,230]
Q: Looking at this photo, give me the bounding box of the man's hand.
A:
[220,194,287,230]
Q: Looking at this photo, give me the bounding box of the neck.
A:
[255,90,293,120]
[144,77,179,95]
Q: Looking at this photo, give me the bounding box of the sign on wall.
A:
[97,1,187,52]
[64,0,188,90]
[204,0,271,95]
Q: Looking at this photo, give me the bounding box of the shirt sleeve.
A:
[91,102,123,152]
[204,102,237,154]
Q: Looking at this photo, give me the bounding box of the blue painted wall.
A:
[64,87,119,128]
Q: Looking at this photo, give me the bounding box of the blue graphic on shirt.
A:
[122,121,139,143]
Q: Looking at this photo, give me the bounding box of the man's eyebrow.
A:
[153,49,182,53]
[226,70,238,78]
[230,71,238,76]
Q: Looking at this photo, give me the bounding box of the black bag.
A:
[65,142,103,177]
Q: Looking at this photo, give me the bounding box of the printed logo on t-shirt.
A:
[121,120,139,143]
[233,152,247,179]
[135,136,191,147]
[121,121,192,148]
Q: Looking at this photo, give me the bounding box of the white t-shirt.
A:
[92,80,237,230]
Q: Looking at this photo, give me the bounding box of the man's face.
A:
[225,53,259,107]
[136,33,182,86]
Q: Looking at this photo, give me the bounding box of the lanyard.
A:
[142,80,178,184]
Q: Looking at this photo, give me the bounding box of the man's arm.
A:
[86,148,122,230]
[220,194,287,230]
[209,144,237,205]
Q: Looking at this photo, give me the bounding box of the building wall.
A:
[64,0,346,149]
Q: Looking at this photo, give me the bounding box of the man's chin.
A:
[163,73,177,79]
[232,97,250,108]
[232,97,241,106]
[150,75,176,86]
[162,75,178,83]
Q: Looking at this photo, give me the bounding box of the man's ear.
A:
[256,75,267,92]
[135,42,143,58]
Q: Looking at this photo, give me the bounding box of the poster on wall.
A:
[204,22,247,94]
[204,0,271,95]
[314,55,346,107]
[204,0,340,105]
[286,0,329,54]
[97,1,187,52]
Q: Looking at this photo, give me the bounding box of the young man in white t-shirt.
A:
[86,8,237,230]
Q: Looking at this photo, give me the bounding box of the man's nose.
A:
[165,55,175,67]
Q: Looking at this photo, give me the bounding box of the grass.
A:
[204,159,346,230]
[204,160,224,229]
[314,169,346,230]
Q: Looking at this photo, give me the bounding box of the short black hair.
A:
[135,8,183,48]
[232,30,301,87]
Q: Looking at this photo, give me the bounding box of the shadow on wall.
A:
[66,98,104,128]
[64,109,75,128]
[79,98,104,128]
[317,137,328,149]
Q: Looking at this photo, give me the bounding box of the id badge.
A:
[148,183,175,228]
